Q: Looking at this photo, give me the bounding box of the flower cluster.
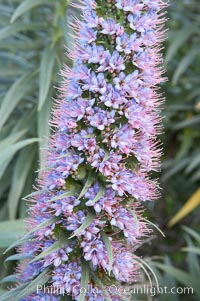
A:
[10,1,168,300]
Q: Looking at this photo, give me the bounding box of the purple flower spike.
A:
[6,1,168,300]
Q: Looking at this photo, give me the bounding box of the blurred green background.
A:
[0,0,199,300]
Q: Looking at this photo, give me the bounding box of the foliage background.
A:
[0,0,199,300]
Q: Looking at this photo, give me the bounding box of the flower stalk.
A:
[4,1,168,300]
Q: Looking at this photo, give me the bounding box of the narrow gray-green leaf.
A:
[28,216,59,235]
[38,45,56,111]
[89,183,105,205]
[15,268,51,301]
[0,52,32,68]
[160,257,179,301]
[174,116,200,130]
[182,225,200,243]
[38,96,51,170]
[69,211,95,239]
[23,189,47,200]
[186,153,200,173]
[162,158,190,181]
[0,275,17,284]
[5,253,32,263]
[78,260,89,301]
[90,271,111,301]
[135,257,159,288]
[4,234,33,254]
[0,23,46,41]
[172,48,199,84]
[0,283,27,301]
[47,190,76,203]
[143,218,165,238]
[11,101,37,134]
[185,236,200,277]
[128,208,140,236]
[191,169,200,181]
[8,147,35,220]
[0,219,25,248]
[11,0,52,23]
[101,232,113,275]
[134,259,153,287]
[0,291,7,299]
[151,261,200,295]
[78,172,94,200]
[0,138,39,178]
[0,129,27,150]
[0,72,35,130]
[165,26,196,64]
[30,234,70,263]
[182,247,200,256]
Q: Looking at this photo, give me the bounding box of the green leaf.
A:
[30,232,70,263]
[0,275,17,284]
[12,103,37,134]
[0,283,27,301]
[135,259,153,287]
[0,72,35,130]
[0,291,7,298]
[4,234,33,254]
[168,188,200,227]
[182,247,200,256]
[37,96,51,170]
[0,22,46,41]
[78,172,94,200]
[191,169,200,182]
[69,211,95,239]
[15,268,51,301]
[165,26,196,64]
[174,116,200,130]
[0,129,27,150]
[186,152,200,173]
[0,219,25,248]
[90,271,111,301]
[143,218,165,237]
[5,253,32,263]
[89,183,105,205]
[78,260,89,301]
[151,261,200,295]
[18,171,34,218]
[162,158,190,181]
[0,138,39,178]
[0,4,13,16]
[135,257,159,288]
[38,45,56,111]
[182,226,200,243]
[128,208,140,236]
[172,48,199,84]
[185,236,200,277]
[8,147,35,220]
[176,128,194,161]
[101,232,113,275]
[156,257,178,301]
[28,216,59,235]
[47,190,76,203]
[11,0,52,23]
[0,52,32,69]
[23,189,47,200]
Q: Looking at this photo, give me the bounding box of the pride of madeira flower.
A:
[4,1,168,300]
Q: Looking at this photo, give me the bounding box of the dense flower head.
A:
[8,0,168,300]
